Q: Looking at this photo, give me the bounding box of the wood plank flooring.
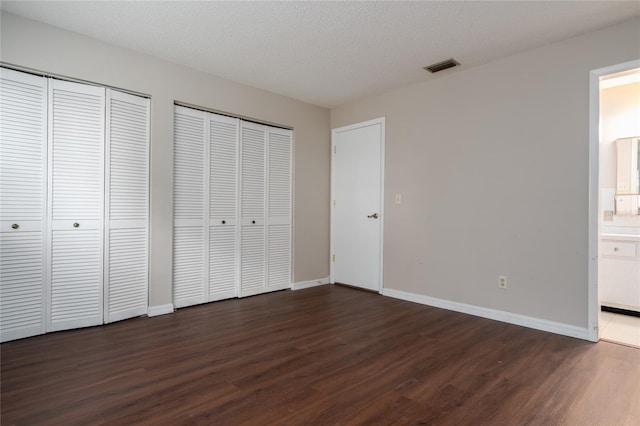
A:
[2,285,639,425]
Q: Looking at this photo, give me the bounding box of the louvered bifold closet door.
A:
[48,79,105,332]
[267,128,292,291]
[239,122,266,297]
[0,69,47,342]
[173,106,207,308]
[104,90,150,323]
[209,114,239,301]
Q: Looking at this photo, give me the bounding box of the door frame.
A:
[330,117,386,292]
[588,59,640,342]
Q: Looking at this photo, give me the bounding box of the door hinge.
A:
[333,200,336,208]
[333,146,336,154]
[332,254,335,262]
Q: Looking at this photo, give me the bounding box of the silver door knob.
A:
[11,223,19,229]
[73,223,80,228]
[367,213,379,219]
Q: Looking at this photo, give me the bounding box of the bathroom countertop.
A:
[600,233,640,242]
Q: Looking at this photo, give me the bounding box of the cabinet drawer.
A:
[601,241,637,258]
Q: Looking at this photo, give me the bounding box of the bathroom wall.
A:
[600,79,640,232]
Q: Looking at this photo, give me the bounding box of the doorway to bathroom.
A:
[590,61,640,347]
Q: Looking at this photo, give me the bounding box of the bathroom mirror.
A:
[615,136,640,215]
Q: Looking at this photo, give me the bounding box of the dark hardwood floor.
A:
[1,285,639,425]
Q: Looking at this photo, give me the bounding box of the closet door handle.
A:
[11,223,19,230]
[252,220,256,224]
[222,220,226,225]
[73,223,80,228]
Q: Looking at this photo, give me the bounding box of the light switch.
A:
[395,193,402,205]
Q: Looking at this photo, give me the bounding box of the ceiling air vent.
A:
[424,58,460,73]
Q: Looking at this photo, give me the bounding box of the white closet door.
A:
[267,128,292,291]
[209,114,239,301]
[104,90,150,323]
[239,122,266,297]
[173,106,207,308]
[48,79,105,332]
[0,68,48,342]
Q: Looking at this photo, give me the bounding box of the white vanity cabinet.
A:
[599,234,640,312]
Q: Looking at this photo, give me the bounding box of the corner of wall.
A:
[147,304,175,317]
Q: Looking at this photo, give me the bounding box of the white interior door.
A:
[209,113,239,301]
[104,89,150,323]
[48,79,105,332]
[0,68,48,342]
[331,118,385,292]
[240,121,266,297]
[267,127,292,291]
[173,105,207,308]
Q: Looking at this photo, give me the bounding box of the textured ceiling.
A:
[1,1,639,108]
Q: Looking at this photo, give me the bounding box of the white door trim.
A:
[588,59,640,342]
[330,117,385,292]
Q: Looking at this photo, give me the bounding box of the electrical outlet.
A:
[498,276,507,289]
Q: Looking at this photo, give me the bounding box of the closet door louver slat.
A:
[0,68,47,342]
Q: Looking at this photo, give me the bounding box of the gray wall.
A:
[0,12,331,308]
[331,18,640,327]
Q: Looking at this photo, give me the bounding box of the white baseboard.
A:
[147,303,175,317]
[292,277,330,290]
[382,288,589,341]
